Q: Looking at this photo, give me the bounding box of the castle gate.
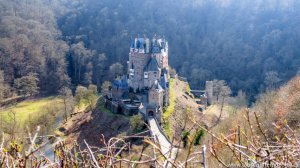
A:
[148,110,154,117]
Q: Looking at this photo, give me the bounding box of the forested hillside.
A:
[0,0,69,97]
[1,0,300,101]
[58,0,300,100]
[1,1,300,166]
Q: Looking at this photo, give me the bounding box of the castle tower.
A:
[148,80,164,107]
[205,81,213,105]
[143,56,161,88]
[147,81,164,123]
[128,37,151,92]
[128,36,168,92]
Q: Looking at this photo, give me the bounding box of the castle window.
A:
[144,72,148,79]
[129,69,134,76]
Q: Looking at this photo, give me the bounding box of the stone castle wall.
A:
[205,81,213,105]
[148,89,164,108]
[144,70,161,88]
[128,52,151,91]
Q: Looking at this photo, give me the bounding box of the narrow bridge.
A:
[139,93,178,167]
[148,117,178,167]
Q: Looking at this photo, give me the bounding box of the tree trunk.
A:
[217,96,225,122]
[63,98,68,122]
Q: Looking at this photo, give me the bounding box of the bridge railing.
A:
[149,117,180,148]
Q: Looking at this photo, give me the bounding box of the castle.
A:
[128,37,169,91]
[105,36,170,123]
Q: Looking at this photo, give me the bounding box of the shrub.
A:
[130,115,144,133]
[181,130,190,148]
[193,129,204,146]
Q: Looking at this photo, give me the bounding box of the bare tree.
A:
[101,81,111,97]
[109,63,124,79]
[235,90,247,108]
[4,110,18,141]
[74,85,97,112]
[218,85,231,122]
[0,71,6,101]
[70,42,95,84]
[264,71,281,90]
[14,73,39,97]
[59,86,74,122]
[86,84,98,111]
[213,80,226,102]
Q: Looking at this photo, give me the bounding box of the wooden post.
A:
[202,145,207,168]
[238,125,241,161]
[53,146,56,162]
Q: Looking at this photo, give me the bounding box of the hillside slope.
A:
[164,78,235,141]
[205,74,300,167]
[60,101,130,147]
[163,78,201,140]
[255,74,300,130]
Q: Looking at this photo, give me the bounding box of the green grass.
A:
[0,97,63,124]
[76,93,100,112]
[186,83,191,93]
[163,78,175,137]
[99,104,115,116]
[99,105,130,119]
[163,79,175,119]
[162,120,171,138]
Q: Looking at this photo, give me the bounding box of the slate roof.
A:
[130,39,135,48]
[136,38,145,49]
[162,67,168,75]
[131,37,167,54]
[145,57,160,72]
[112,76,128,89]
[160,75,168,89]
[150,80,164,93]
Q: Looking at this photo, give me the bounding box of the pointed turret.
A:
[130,38,135,51]
[150,80,164,93]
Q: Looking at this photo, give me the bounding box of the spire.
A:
[152,34,157,44]
[130,37,135,49]
[134,38,138,50]
[150,80,163,92]
[145,37,150,53]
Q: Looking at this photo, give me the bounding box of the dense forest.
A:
[1,1,300,167]
[1,0,300,101]
[0,0,69,97]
